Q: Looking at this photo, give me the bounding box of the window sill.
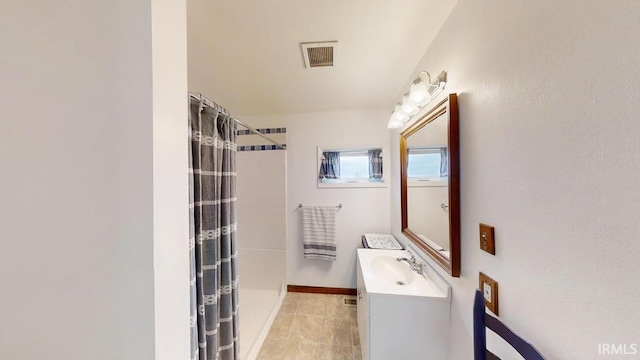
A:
[408,179,447,188]
[318,180,388,189]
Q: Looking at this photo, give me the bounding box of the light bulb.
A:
[393,105,408,122]
[401,94,418,115]
[409,80,428,103]
[388,116,404,129]
[388,108,406,128]
[415,92,433,107]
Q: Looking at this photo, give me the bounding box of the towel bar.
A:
[298,203,342,209]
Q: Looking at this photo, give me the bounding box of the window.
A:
[338,152,370,179]
[407,146,447,184]
[318,147,385,188]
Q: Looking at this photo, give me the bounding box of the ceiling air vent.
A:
[301,41,337,68]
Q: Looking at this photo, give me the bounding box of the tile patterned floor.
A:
[257,292,362,360]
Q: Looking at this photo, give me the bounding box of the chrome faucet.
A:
[396,253,425,275]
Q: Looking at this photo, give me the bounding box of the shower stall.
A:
[188,92,286,359]
[236,129,287,360]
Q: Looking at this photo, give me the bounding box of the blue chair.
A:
[473,290,545,360]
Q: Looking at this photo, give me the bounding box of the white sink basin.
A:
[370,256,416,285]
[357,248,450,299]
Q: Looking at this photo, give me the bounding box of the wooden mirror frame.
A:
[400,93,460,277]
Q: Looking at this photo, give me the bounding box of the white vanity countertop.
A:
[357,248,450,301]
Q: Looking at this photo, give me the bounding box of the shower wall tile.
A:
[236,133,286,148]
[237,150,287,250]
[237,248,286,290]
[238,144,284,151]
[236,206,286,250]
[237,127,287,136]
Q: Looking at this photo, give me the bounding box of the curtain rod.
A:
[189,92,286,150]
[189,92,229,116]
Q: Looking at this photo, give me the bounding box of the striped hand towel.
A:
[302,206,337,261]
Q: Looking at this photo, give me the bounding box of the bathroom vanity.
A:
[356,249,451,359]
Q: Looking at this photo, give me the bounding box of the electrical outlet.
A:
[479,272,499,315]
[479,223,495,255]
[483,282,492,302]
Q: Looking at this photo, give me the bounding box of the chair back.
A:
[473,290,545,360]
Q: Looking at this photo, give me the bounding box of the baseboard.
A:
[287,285,357,296]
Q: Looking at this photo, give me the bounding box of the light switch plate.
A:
[479,223,495,255]
[479,272,499,315]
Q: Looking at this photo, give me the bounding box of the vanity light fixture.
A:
[388,71,447,129]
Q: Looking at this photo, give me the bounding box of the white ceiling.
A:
[187,0,457,116]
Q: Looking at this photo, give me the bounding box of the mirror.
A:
[400,94,460,277]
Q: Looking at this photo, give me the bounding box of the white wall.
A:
[151,0,191,359]
[0,1,190,359]
[390,1,640,359]
[242,109,391,289]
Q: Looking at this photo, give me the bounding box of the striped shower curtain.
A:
[189,98,239,360]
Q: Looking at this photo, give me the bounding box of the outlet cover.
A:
[479,223,495,255]
[483,282,492,302]
[479,272,499,315]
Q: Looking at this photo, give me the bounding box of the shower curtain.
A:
[189,98,239,360]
